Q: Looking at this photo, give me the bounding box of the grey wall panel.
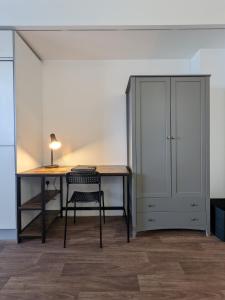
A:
[136,77,171,199]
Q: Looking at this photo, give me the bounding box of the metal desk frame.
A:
[17,166,131,244]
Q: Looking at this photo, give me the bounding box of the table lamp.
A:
[46,133,61,168]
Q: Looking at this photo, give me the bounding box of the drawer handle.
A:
[148,204,155,208]
[191,218,199,222]
[191,203,198,207]
[148,218,155,222]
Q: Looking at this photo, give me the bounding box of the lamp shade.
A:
[49,133,61,150]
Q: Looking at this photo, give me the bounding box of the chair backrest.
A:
[66,171,101,185]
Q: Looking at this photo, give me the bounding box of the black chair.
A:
[64,171,105,248]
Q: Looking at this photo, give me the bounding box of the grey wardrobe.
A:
[126,76,210,235]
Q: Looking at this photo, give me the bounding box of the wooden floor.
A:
[0,217,225,299]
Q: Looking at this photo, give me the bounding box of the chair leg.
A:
[102,192,105,224]
[99,198,103,248]
[64,202,69,248]
[73,201,76,224]
[64,185,69,248]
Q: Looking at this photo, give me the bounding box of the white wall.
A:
[42,59,190,214]
[1,0,225,28]
[15,33,43,227]
[42,59,190,165]
[191,49,225,198]
[15,34,43,172]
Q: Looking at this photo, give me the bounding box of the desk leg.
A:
[122,176,126,218]
[127,175,130,243]
[41,177,46,243]
[60,176,63,218]
[17,176,22,243]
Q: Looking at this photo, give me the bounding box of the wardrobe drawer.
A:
[137,197,203,212]
[137,211,206,232]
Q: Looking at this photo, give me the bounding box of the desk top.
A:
[17,165,130,177]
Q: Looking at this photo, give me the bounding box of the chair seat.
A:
[69,191,104,203]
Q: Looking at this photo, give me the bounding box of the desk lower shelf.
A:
[20,190,60,210]
[20,210,59,238]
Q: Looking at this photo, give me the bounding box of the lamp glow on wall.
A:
[46,133,61,168]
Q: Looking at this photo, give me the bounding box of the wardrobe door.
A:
[171,77,206,209]
[136,77,171,202]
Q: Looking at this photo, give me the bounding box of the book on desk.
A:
[71,165,96,173]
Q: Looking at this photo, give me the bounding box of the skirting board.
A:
[0,229,16,240]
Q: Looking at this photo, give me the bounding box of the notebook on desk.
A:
[71,165,96,173]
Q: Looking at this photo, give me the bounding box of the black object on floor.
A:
[214,201,225,241]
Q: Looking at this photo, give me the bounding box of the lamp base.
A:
[44,164,59,168]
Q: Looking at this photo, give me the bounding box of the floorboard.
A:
[0,216,224,299]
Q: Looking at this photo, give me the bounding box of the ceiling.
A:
[19,29,225,60]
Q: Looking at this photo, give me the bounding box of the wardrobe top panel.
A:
[126,74,211,93]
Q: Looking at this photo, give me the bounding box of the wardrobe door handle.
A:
[191,218,199,222]
[148,218,155,222]
[148,204,155,208]
[167,136,175,140]
[191,203,198,207]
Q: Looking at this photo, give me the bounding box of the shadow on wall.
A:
[16,146,42,172]
[43,123,103,166]
[43,132,126,166]
[18,130,127,171]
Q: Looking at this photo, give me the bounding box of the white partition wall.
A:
[0,31,43,238]
[0,31,16,238]
[15,33,43,172]
[15,33,43,229]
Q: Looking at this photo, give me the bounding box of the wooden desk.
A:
[17,165,131,244]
